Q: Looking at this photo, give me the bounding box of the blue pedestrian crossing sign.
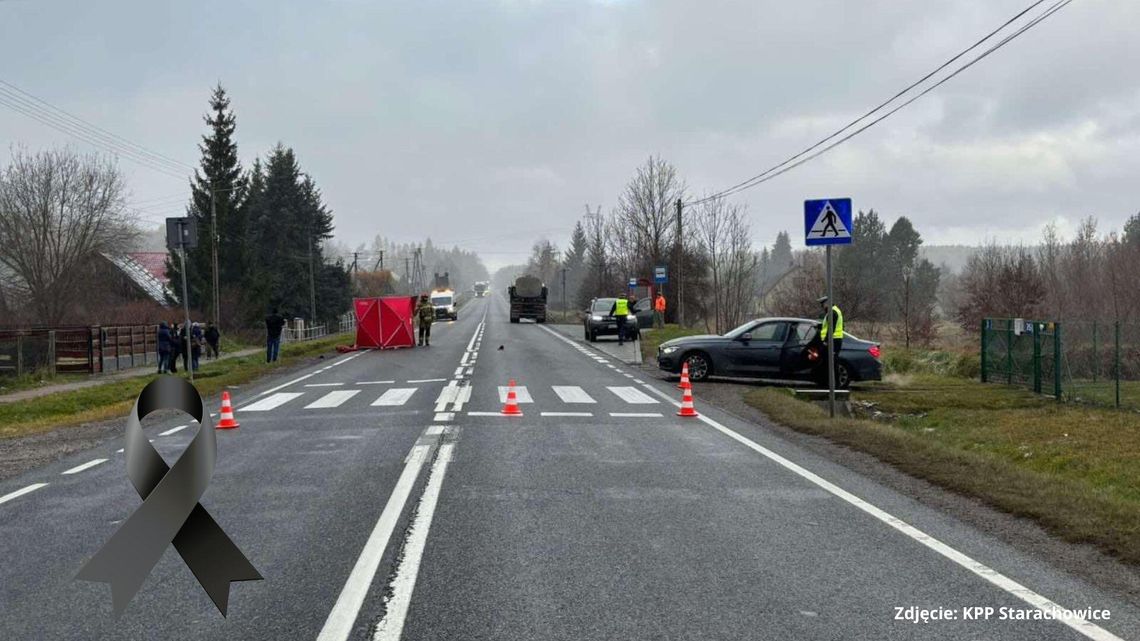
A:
[804,198,853,246]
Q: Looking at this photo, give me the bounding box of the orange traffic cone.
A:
[677,361,692,390]
[677,386,699,418]
[216,391,240,429]
[501,379,523,416]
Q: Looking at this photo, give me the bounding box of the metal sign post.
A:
[804,198,853,418]
[168,217,198,382]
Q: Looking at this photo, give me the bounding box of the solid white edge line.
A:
[0,482,49,505]
[466,411,504,416]
[372,442,455,641]
[643,378,1124,641]
[62,458,109,475]
[407,378,447,384]
[535,323,1124,641]
[305,382,346,387]
[315,439,433,641]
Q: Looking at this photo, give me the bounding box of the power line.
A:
[0,79,192,173]
[689,0,1073,205]
[0,79,192,179]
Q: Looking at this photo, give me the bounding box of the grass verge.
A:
[0,334,352,441]
[744,375,1140,564]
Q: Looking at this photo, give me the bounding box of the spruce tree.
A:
[165,85,245,325]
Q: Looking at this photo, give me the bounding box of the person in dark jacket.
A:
[178,323,191,372]
[157,322,172,374]
[168,321,180,371]
[190,322,203,371]
[204,322,220,360]
[265,308,286,363]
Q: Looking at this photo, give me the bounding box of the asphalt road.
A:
[1,293,1137,640]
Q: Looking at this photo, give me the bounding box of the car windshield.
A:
[592,299,616,313]
[431,295,452,306]
[723,321,758,339]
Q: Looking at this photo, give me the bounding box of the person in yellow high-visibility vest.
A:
[818,295,844,382]
[611,294,631,346]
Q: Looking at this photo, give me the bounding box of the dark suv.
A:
[583,298,639,342]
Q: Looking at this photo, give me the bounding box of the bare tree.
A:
[610,156,685,290]
[0,148,133,324]
[768,251,825,318]
[696,196,757,333]
[954,243,1043,330]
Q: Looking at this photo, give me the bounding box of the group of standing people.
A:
[157,320,220,374]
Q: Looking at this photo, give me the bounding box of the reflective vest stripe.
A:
[821,305,844,339]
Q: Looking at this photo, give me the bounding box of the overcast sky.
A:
[1,0,1136,270]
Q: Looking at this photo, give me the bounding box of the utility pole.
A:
[676,198,684,326]
[561,267,567,313]
[211,189,219,331]
[404,257,411,293]
[308,230,317,325]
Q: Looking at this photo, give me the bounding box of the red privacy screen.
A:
[353,296,417,349]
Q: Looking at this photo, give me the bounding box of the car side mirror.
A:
[739,333,752,343]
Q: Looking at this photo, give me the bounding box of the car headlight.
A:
[591,315,603,321]
[661,346,679,355]
[627,314,636,321]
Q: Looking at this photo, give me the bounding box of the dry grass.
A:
[746,376,1140,564]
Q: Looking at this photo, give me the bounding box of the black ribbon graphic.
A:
[77,376,262,616]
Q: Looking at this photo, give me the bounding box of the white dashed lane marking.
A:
[159,425,188,436]
[62,459,108,475]
[541,412,593,417]
[0,483,48,506]
[610,412,663,418]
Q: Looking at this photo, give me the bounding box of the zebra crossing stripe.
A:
[305,390,361,409]
[551,386,596,404]
[607,386,658,404]
[497,386,534,403]
[244,392,304,412]
[372,388,418,406]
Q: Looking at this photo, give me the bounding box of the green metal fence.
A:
[981,318,1061,398]
[981,317,1140,410]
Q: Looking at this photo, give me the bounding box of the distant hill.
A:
[920,245,978,274]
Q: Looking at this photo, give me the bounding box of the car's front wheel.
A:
[683,351,711,382]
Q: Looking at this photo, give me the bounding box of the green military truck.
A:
[508,275,547,323]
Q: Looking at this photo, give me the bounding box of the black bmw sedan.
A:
[655,317,882,388]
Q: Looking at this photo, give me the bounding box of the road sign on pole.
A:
[804,198,852,246]
[804,198,854,418]
[628,278,637,288]
[654,266,667,284]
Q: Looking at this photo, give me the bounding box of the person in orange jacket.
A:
[653,292,667,328]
